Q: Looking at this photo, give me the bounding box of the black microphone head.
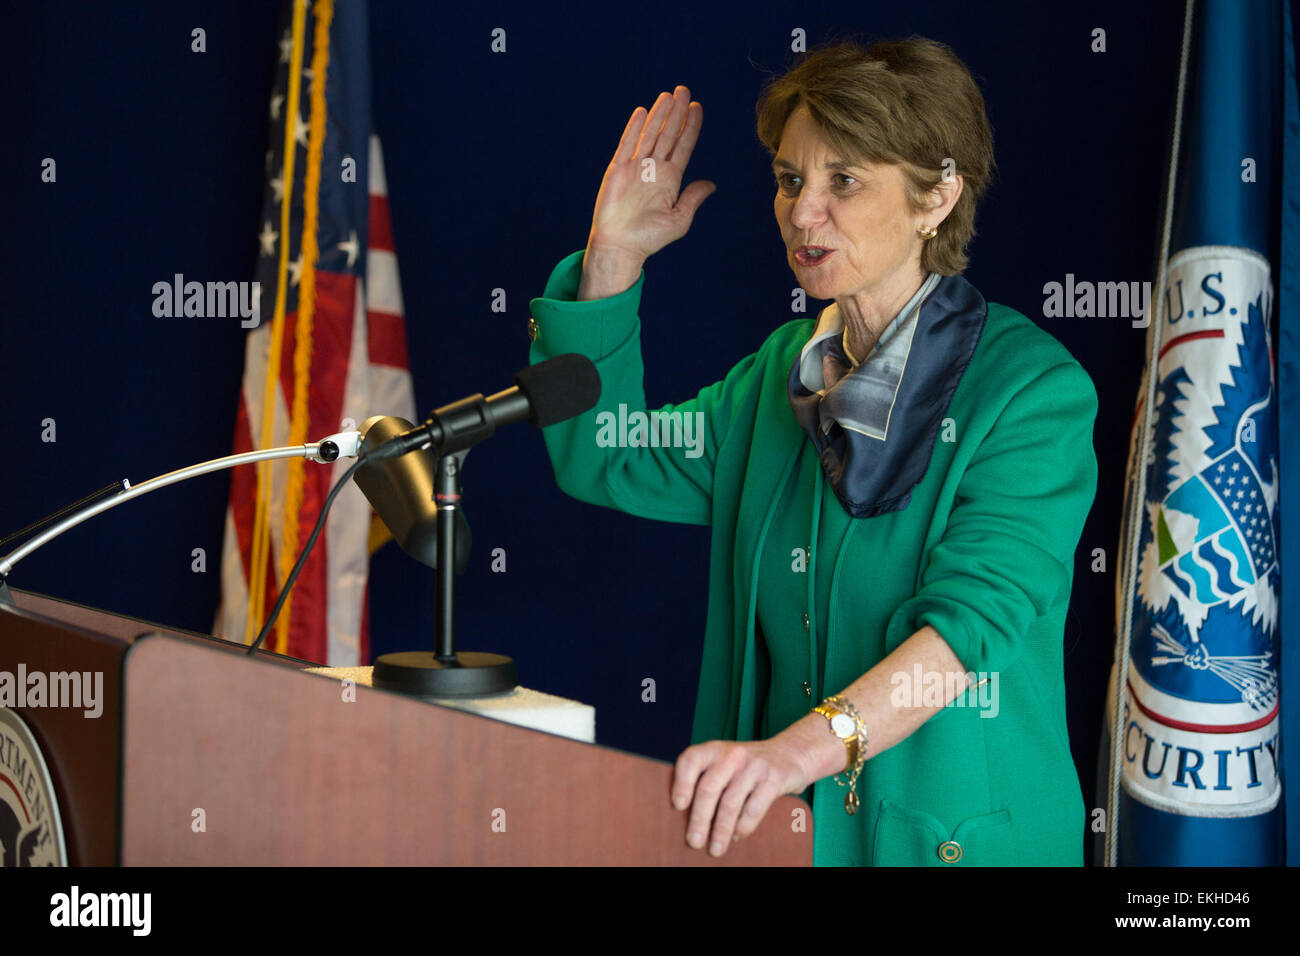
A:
[513,354,601,427]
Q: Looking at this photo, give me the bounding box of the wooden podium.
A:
[0,589,811,866]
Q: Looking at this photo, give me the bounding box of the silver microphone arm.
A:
[0,430,362,580]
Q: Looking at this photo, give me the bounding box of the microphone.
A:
[349,355,600,696]
[352,355,600,569]
[366,353,601,461]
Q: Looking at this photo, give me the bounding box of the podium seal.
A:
[0,707,68,866]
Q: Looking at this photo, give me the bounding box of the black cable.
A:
[246,453,370,656]
[0,481,128,549]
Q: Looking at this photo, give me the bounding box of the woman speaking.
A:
[527,37,1098,866]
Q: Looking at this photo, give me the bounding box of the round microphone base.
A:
[372,650,518,697]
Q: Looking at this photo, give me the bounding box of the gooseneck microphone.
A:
[365,353,602,460]
[0,353,603,695]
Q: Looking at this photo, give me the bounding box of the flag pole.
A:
[1104,0,1197,867]
[246,0,310,647]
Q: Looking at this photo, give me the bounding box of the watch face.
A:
[830,713,856,738]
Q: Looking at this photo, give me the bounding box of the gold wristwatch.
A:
[813,701,859,774]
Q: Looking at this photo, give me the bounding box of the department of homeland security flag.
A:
[1280,0,1300,868]
[213,0,416,664]
[1103,0,1284,865]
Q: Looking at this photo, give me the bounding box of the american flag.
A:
[214,0,415,664]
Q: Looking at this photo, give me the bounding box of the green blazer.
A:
[528,249,1098,866]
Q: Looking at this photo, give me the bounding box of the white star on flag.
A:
[337,229,359,268]
[259,222,278,256]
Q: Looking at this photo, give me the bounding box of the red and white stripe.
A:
[214,135,416,664]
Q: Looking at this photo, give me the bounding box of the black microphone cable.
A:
[246,452,371,656]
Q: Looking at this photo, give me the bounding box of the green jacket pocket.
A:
[871,798,1015,866]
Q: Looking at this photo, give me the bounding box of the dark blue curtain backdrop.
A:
[1,0,1182,832]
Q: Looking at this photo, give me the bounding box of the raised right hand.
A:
[585,85,716,268]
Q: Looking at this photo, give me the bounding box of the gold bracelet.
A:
[811,702,859,774]
[825,694,868,815]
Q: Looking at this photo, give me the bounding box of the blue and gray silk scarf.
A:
[787,272,988,518]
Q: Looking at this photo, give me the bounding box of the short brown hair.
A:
[755,37,995,275]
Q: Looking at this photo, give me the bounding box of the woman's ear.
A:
[928,174,963,227]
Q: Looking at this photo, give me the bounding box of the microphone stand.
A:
[370,448,517,696]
